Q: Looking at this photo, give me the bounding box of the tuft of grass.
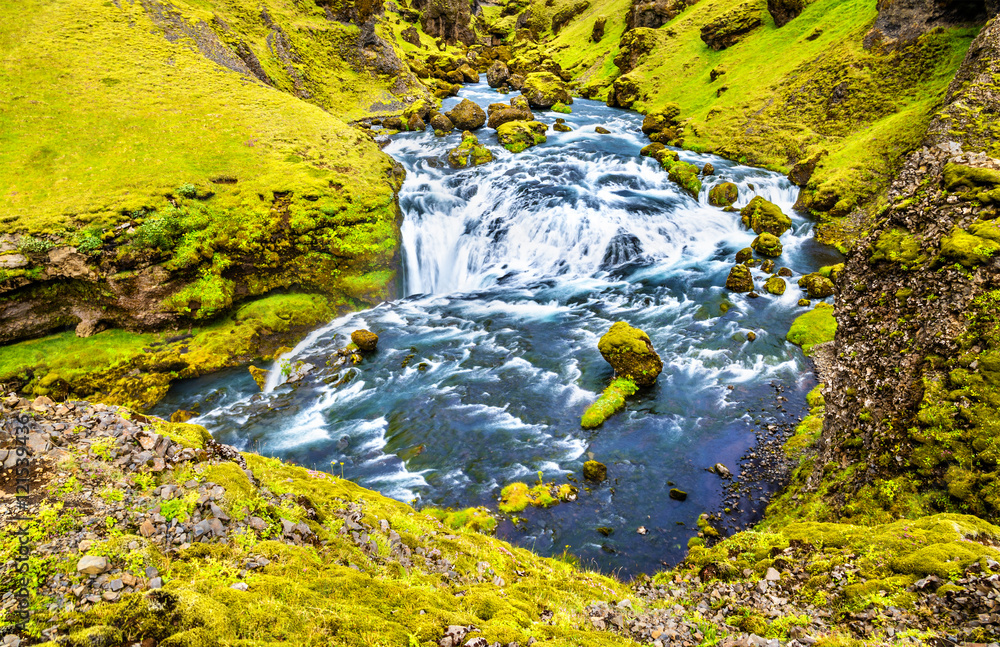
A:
[786,303,836,355]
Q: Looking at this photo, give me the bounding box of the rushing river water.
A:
[154,83,842,576]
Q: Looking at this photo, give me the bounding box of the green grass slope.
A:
[536,0,977,248]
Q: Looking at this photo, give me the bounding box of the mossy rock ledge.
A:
[597,321,663,386]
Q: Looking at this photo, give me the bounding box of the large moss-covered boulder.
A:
[583,460,608,482]
[708,182,738,207]
[351,329,379,351]
[496,120,547,153]
[521,72,572,109]
[726,265,753,292]
[700,2,763,50]
[486,61,509,88]
[597,321,663,386]
[641,103,681,134]
[798,273,835,298]
[740,196,792,236]
[429,113,454,133]
[446,99,486,130]
[751,233,783,257]
[487,97,535,129]
[735,247,753,264]
[447,132,494,168]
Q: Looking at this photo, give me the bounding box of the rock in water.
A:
[486,60,509,88]
[445,99,486,130]
[583,460,607,482]
[798,273,835,298]
[600,231,643,269]
[726,265,753,292]
[740,196,792,236]
[597,321,663,386]
[735,247,753,264]
[351,329,379,351]
[752,233,783,257]
[520,71,573,109]
[447,132,494,168]
[708,181,738,206]
[669,488,687,501]
[248,365,269,390]
[765,276,786,295]
[714,463,733,478]
[496,120,547,153]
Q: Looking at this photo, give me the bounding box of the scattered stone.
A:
[76,556,109,575]
[351,329,379,352]
[583,460,607,482]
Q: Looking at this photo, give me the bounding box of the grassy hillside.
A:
[526,0,977,249]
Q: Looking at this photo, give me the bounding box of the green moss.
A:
[496,120,548,153]
[551,102,572,114]
[786,303,836,355]
[425,507,498,534]
[943,163,1000,192]
[751,232,783,257]
[740,197,792,236]
[940,225,1000,267]
[663,159,702,198]
[498,481,577,514]
[581,377,639,428]
[708,181,738,207]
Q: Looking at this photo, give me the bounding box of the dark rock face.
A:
[864,0,992,50]
[600,232,644,270]
[416,0,476,45]
[591,16,606,41]
[625,0,697,30]
[401,25,422,46]
[800,18,1000,522]
[699,3,762,51]
[766,0,805,27]
[552,0,590,34]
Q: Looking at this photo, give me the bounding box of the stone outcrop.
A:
[597,321,663,386]
[699,2,763,51]
[625,0,697,30]
[864,0,994,50]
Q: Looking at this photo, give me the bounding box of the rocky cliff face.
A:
[784,15,1000,524]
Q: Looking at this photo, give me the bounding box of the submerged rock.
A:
[351,329,379,351]
[583,460,608,482]
[598,321,663,386]
[669,488,688,501]
[726,265,753,292]
[708,181,738,207]
[446,99,486,130]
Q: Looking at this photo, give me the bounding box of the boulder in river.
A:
[669,488,688,501]
[351,329,379,351]
[429,112,454,133]
[760,259,775,273]
[708,182,738,207]
[726,265,753,292]
[702,162,715,175]
[553,122,572,132]
[735,247,753,264]
[740,196,792,236]
[597,321,663,386]
[486,60,509,88]
[487,97,535,129]
[798,273,835,298]
[595,126,611,134]
[446,99,486,130]
[520,71,573,109]
[583,460,607,482]
[764,276,786,295]
[447,131,494,167]
[752,232,783,257]
[496,120,547,153]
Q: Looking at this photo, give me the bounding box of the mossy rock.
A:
[764,276,786,295]
[496,120,547,153]
[583,460,608,482]
[597,321,663,386]
[735,247,753,264]
[740,196,791,236]
[553,123,572,132]
[429,113,454,133]
[751,233,783,257]
[708,182,738,207]
[760,259,775,273]
[248,365,268,391]
[869,227,929,267]
[520,71,572,109]
[664,159,702,198]
[700,2,763,50]
[640,104,681,134]
[447,132,495,167]
[943,163,1000,192]
[726,265,753,292]
[787,303,836,354]
[551,102,572,114]
[640,142,665,158]
[797,273,835,299]
[939,223,1000,267]
[446,99,487,130]
[581,377,638,428]
[350,329,378,351]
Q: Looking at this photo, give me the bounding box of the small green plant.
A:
[18,235,55,254]
[90,437,115,460]
[131,472,156,492]
[177,183,198,198]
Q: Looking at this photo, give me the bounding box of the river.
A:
[153,82,842,576]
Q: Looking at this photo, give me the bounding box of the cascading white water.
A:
[153,84,842,575]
